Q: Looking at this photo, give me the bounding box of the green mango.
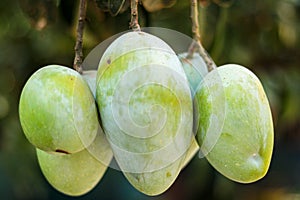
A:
[82,70,97,98]
[36,130,113,196]
[178,52,209,168]
[178,52,208,97]
[19,65,98,154]
[96,31,193,195]
[195,64,274,183]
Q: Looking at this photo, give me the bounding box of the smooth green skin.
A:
[195,64,274,183]
[96,32,193,195]
[178,52,209,169]
[82,70,97,98]
[36,131,112,196]
[178,52,208,98]
[82,69,114,167]
[123,155,182,196]
[19,65,98,154]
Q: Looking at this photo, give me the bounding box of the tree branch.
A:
[73,0,87,74]
[188,0,216,72]
[129,0,141,31]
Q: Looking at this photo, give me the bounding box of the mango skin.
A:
[195,64,274,183]
[96,31,193,195]
[178,53,208,97]
[19,65,98,154]
[82,69,114,167]
[178,53,208,168]
[36,131,112,196]
[123,156,183,196]
[82,70,97,98]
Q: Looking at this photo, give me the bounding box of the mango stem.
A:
[187,0,216,72]
[73,0,87,74]
[130,0,141,31]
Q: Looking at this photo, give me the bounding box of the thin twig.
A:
[73,0,87,74]
[129,0,141,31]
[191,0,201,44]
[188,0,216,72]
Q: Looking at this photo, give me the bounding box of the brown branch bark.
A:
[129,0,141,31]
[188,0,216,72]
[73,0,87,74]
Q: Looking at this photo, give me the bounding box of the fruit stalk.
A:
[188,0,216,72]
[130,0,141,31]
[73,0,87,74]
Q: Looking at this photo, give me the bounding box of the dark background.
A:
[0,0,299,199]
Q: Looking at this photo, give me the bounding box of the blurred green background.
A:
[0,0,300,199]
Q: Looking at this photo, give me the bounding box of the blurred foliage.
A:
[0,0,299,199]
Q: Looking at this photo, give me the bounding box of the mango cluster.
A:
[19,31,273,196]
